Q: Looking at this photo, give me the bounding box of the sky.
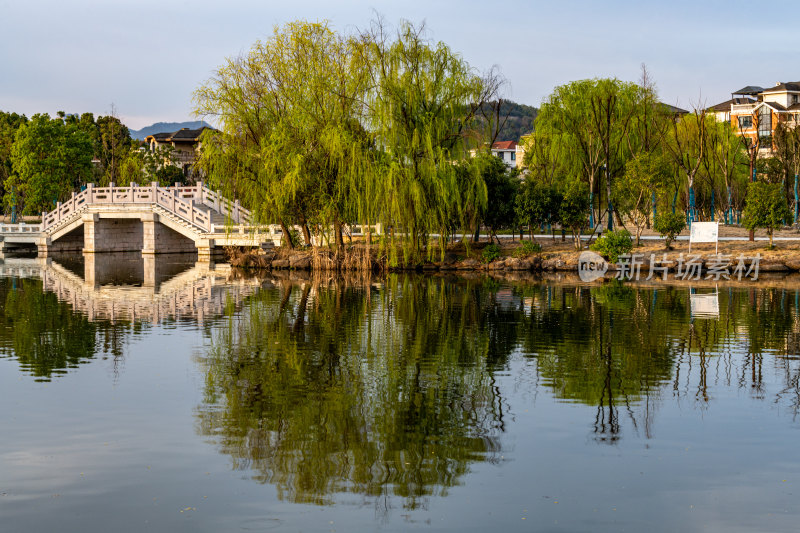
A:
[2,0,799,130]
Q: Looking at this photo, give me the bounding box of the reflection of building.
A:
[0,256,262,323]
[144,127,215,179]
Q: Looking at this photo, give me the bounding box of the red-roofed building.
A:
[491,140,518,168]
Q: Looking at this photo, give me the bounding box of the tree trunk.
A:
[302,223,312,247]
[279,220,294,250]
[334,217,345,251]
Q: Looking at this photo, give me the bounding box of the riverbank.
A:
[228,225,800,274]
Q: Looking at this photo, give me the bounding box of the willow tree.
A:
[359,20,500,261]
[194,21,376,250]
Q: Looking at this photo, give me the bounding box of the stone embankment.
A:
[228,247,800,274]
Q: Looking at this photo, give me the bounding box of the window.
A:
[738,116,753,129]
[497,151,504,160]
[758,107,772,138]
[511,152,516,161]
[793,94,799,105]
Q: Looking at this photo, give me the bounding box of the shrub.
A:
[591,229,633,263]
[653,212,687,249]
[513,240,541,257]
[742,181,790,248]
[481,243,502,263]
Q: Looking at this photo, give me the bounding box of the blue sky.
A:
[2,0,798,129]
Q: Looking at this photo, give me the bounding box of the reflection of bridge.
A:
[0,183,289,261]
[0,256,264,323]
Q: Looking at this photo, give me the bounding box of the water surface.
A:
[1,255,799,532]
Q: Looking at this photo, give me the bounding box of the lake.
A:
[1,254,799,532]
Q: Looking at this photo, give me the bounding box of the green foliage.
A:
[5,113,93,215]
[742,181,790,246]
[477,153,518,235]
[558,180,590,249]
[95,114,134,183]
[512,240,541,257]
[0,111,27,204]
[195,19,501,259]
[284,228,301,249]
[615,152,670,244]
[653,211,686,249]
[481,243,501,263]
[591,229,633,263]
[198,277,507,506]
[119,146,184,186]
[515,178,557,241]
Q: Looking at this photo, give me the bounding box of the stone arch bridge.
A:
[0,182,282,261]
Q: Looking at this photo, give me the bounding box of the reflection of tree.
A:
[522,283,677,443]
[515,282,800,439]
[0,278,97,380]
[0,277,141,380]
[196,276,512,508]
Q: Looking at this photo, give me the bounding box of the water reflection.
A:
[197,275,509,508]
[0,254,261,380]
[198,276,800,505]
[4,260,800,515]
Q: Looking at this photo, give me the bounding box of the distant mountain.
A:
[129,121,214,140]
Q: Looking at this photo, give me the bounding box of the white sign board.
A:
[690,293,720,318]
[689,221,719,253]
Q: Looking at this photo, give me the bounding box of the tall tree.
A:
[5,113,93,215]
[359,19,501,259]
[195,21,376,251]
[0,111,28,213]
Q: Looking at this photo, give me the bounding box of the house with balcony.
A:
[711,82,800,153]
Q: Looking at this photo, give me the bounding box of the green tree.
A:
[361,20,501,260]
[5,113,93,215]
[515,178,555,242]
[742,181,790,248]
[615,152,670,245]
[557,180,590,249]
[536,79,641,230]
[476,153,518,243]
[96,113,133,184]
[0,111,28,213]
[196,21,376,251]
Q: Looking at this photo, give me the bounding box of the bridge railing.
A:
[0,222,42,233]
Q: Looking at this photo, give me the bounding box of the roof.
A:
[789,103,800,111]
[145,126,215,143]
[659,102,689,115]
[761,82,800,93]
[708,97,754,113]
[491,141,517,150]
[732,85,764,96]
[760,101,787,112]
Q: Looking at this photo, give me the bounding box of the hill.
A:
[129,121,213,140]
[476,100,538,143]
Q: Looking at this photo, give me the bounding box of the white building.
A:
[491,141,518,168]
